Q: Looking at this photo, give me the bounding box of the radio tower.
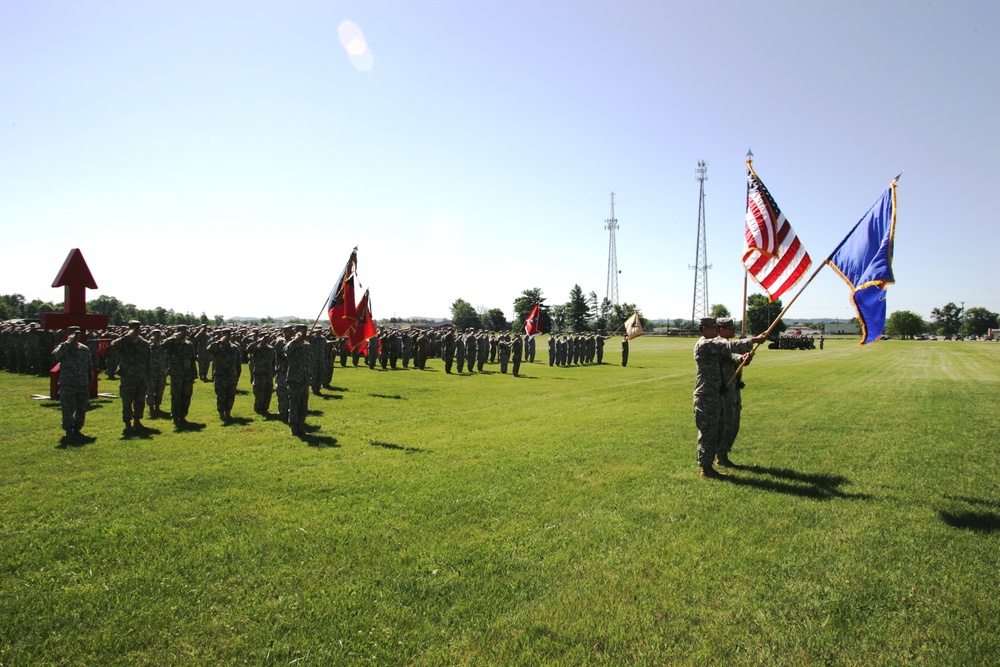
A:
[689,161,711,328]
[605,192,620,305]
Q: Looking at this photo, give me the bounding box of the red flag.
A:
[327,248,358,337]
[743,167,812,302]
[348,289,378,350]
[525,303,542,337]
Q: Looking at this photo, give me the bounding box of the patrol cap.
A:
[175,324,189,332]
[67,325,81,334]
[717,317,735,329]
[219,328,232,336]
[127,320,141,329]
[699,317,718,328]
[296,324,308,332]
[150,329,162,337]
[281,323,294,331]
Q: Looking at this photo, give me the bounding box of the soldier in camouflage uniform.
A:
[207,328,242,421]
[109,320,151,430]
[717,318,752,468]
[146,329,169,417]
[693,317,765,479]
[162,324,198,425]
[497,334,510,374]
[441,328,456,374]
[273,325,294,423]
[511,334,523,377]
[284,325,312,436]
[52,326,94,437]
[246,332,277,415]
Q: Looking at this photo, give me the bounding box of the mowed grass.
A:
[1,337,998,666]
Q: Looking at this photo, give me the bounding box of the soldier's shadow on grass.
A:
[726,465,872,501]
[174,421,206,432]
[938,495,1000,533]
[326,386,350,392]
[222,417,254,427]
[371,440,429,454]
[370,393,404,400]
[56,433,97,448]
[314,393,343,400]
[297,427,338,448]
[121,426,162,440]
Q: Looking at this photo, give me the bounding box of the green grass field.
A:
[1,337,998,666]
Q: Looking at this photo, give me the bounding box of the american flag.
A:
[743,168,811,302]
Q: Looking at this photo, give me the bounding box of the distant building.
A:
[824,320,860,335]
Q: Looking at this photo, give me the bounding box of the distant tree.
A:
[597,297,613,332]
[885,310,927,339]
[199,312,210,325]
[567,285,591,332]
[0,293,26,319]
[89,295,130,325]
[482,308,508,332]
[930,302,963,335]
[550,304,568,333]
[23,299,60,319]
[962,307,998,337]
[710,304,731,319]
[672,318,687,329]
[587,291,600,327]
[746,293,786,336]
[450,298,480,330]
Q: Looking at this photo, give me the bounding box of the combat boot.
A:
[700,466,727,479]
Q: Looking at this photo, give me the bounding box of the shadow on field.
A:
[121,425,162,440]
[303,436,339,448]
[371,440,429,454]
[370,393,404,400]
[56,433,97,448]
[938,495,1000,533]
[727,465,872,501]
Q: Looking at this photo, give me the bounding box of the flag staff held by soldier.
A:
[732,161,900,387]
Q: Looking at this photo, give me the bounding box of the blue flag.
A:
[825,181,897,345]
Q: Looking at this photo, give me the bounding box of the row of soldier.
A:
[39,321,627,440]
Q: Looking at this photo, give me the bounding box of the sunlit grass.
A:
[1,337,998,665]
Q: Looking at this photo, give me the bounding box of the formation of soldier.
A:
[1,318,636,441]
[545,332,613,367]
[0,321,58,376]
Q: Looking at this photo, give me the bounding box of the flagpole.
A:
[726,258,829,386]
[310,285,337,335]
[741,149,753,336]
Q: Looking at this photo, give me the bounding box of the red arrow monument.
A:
[40,249,109,396]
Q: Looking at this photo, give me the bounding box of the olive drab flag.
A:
[624,313,644,340]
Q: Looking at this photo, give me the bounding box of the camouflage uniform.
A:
[146,332,169,414]
[110,325,151,427]
[511,335,523,377]
[162,328,198,424]
[53,332,93,435]
[246,337,276,414]
[693,327,756,470]
[441,330,455,374]
[284,330,312,435]
[273,328,292,422]
[207,334,242,419]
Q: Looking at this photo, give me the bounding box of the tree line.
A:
[450,286,646,335]
[0,293,224,327]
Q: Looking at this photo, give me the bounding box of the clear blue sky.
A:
[2,1,997,324]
